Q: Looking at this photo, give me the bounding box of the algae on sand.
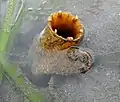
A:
[0,0,44,102]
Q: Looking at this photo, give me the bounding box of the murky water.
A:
[1,0,120,102]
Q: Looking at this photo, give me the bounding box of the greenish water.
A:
[1,0,120,102]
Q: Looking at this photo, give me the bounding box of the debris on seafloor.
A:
[28,11,94,76]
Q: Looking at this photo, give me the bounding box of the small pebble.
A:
[42,1,47,4]
[37,8,42,11]
[28,7,33,11]
[87,38,90,41]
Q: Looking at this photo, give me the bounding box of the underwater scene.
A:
[1,0,120,102]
